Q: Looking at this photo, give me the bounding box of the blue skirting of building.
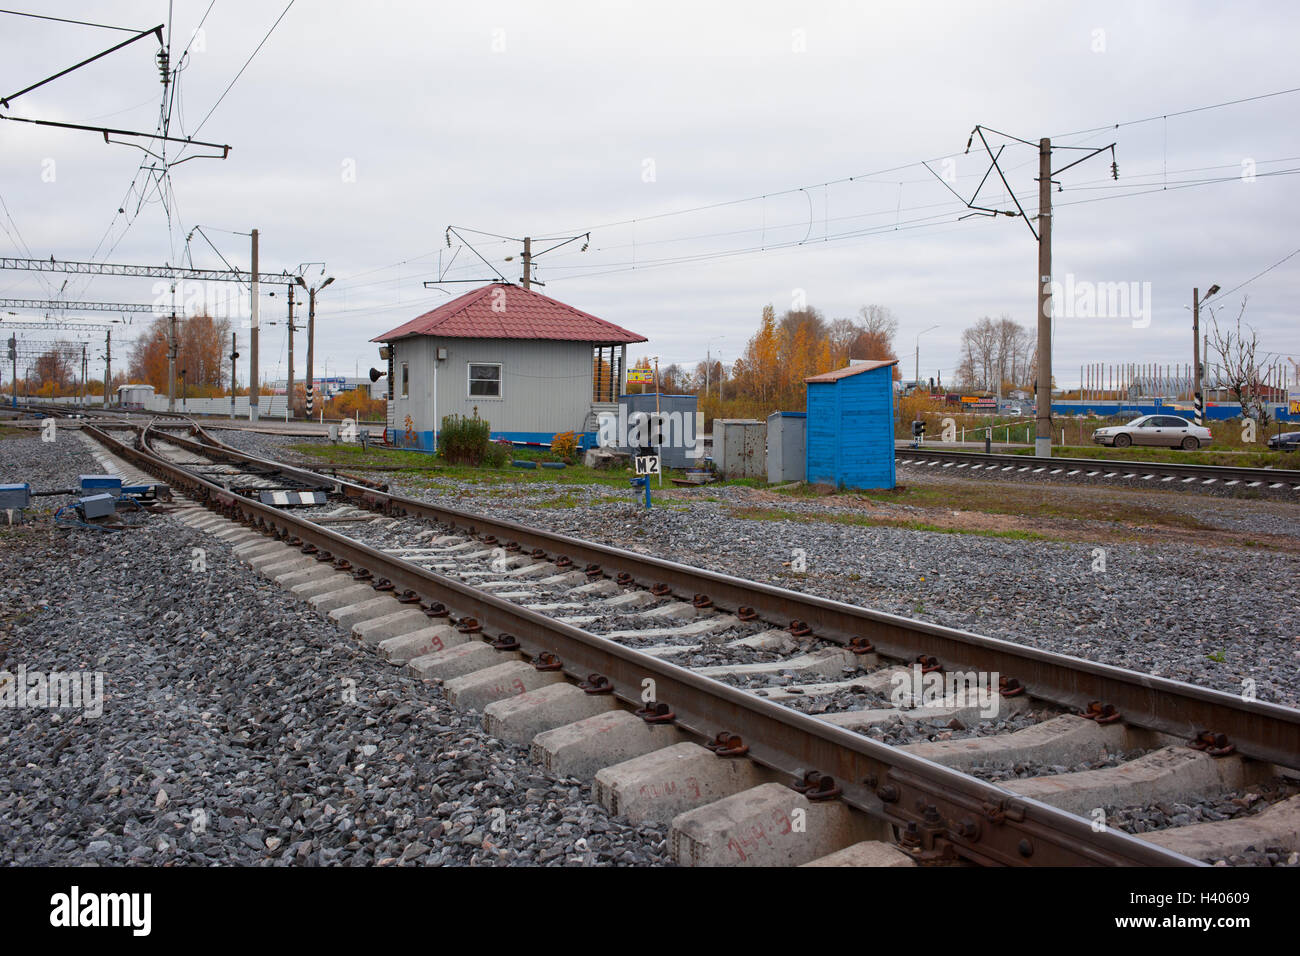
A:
[384,430,597,453]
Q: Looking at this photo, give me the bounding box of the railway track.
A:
[896,446,1300,494]
[58,413,1300,866]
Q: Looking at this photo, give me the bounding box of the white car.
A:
[1092,415,1213,450]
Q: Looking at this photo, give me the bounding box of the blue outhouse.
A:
[805,360,897,490]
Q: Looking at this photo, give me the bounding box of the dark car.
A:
[1268,430,1300,451]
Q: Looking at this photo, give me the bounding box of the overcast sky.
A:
[1,0,1297,389]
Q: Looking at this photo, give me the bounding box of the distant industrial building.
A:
[372,283,647,449]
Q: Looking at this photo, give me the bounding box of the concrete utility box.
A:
[613,393,701,469]
[805,360,897,490]
[766,412,807,483]
[711,418,766,480]
[0,483,31,509]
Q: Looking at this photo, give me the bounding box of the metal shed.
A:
[116,384,155,409]
[805,360,897,490]
[766,411,806,483]
[711,418,766,479]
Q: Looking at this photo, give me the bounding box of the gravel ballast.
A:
[0,461,670,866]
[375,479,1300,708]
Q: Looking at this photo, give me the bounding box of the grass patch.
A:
[290,441,687,491]
[0,424,27,439]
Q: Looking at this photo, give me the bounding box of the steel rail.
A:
[896,447,1300,485]
[168,425,1300,773]
[89,421,1202,867]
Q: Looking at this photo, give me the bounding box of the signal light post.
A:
[297,275,334,419]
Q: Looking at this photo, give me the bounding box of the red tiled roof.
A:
[372,283,647,344]
[804,359,898,383]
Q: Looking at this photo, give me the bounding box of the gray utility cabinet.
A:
[615,393,700,469]
[766,412,807,483]
[711,419,767,479]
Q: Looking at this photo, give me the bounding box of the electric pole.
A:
[103,327,111,408]
[521,236,531,290]
[300,274,334,419]
[287,282,296,419]
[1035,138,1052,457]
[1192,284,1219,425]
[927,127,1116,458]
[249,227,260,421]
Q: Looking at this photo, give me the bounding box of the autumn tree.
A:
[128,312,231,394]
[34,348,74,392]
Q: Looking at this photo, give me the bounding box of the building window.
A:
[400,362,409,399]
[468,363,502,398]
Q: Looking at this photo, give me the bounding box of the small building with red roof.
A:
[371,282,647,450]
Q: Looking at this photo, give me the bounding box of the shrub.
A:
[324,388,385,421]
[438,413,495,465]
[551,430,580,463]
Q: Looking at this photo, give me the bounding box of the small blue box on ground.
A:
[80,474,123,491]
[0,483,31,509]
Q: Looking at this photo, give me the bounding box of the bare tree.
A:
[856,304,899,339]
[993,314,1032,390]
[1207,297,1271,424]
[826,318,859,367]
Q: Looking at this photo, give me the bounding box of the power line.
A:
[1054,86,1300,139]
[185,0,295,140]
[1218,246,1300,300]
[0,8,144,33]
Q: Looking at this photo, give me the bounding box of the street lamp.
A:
[915,325,939,391]
[1193,283,1220,424]
[296,274,334,417]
